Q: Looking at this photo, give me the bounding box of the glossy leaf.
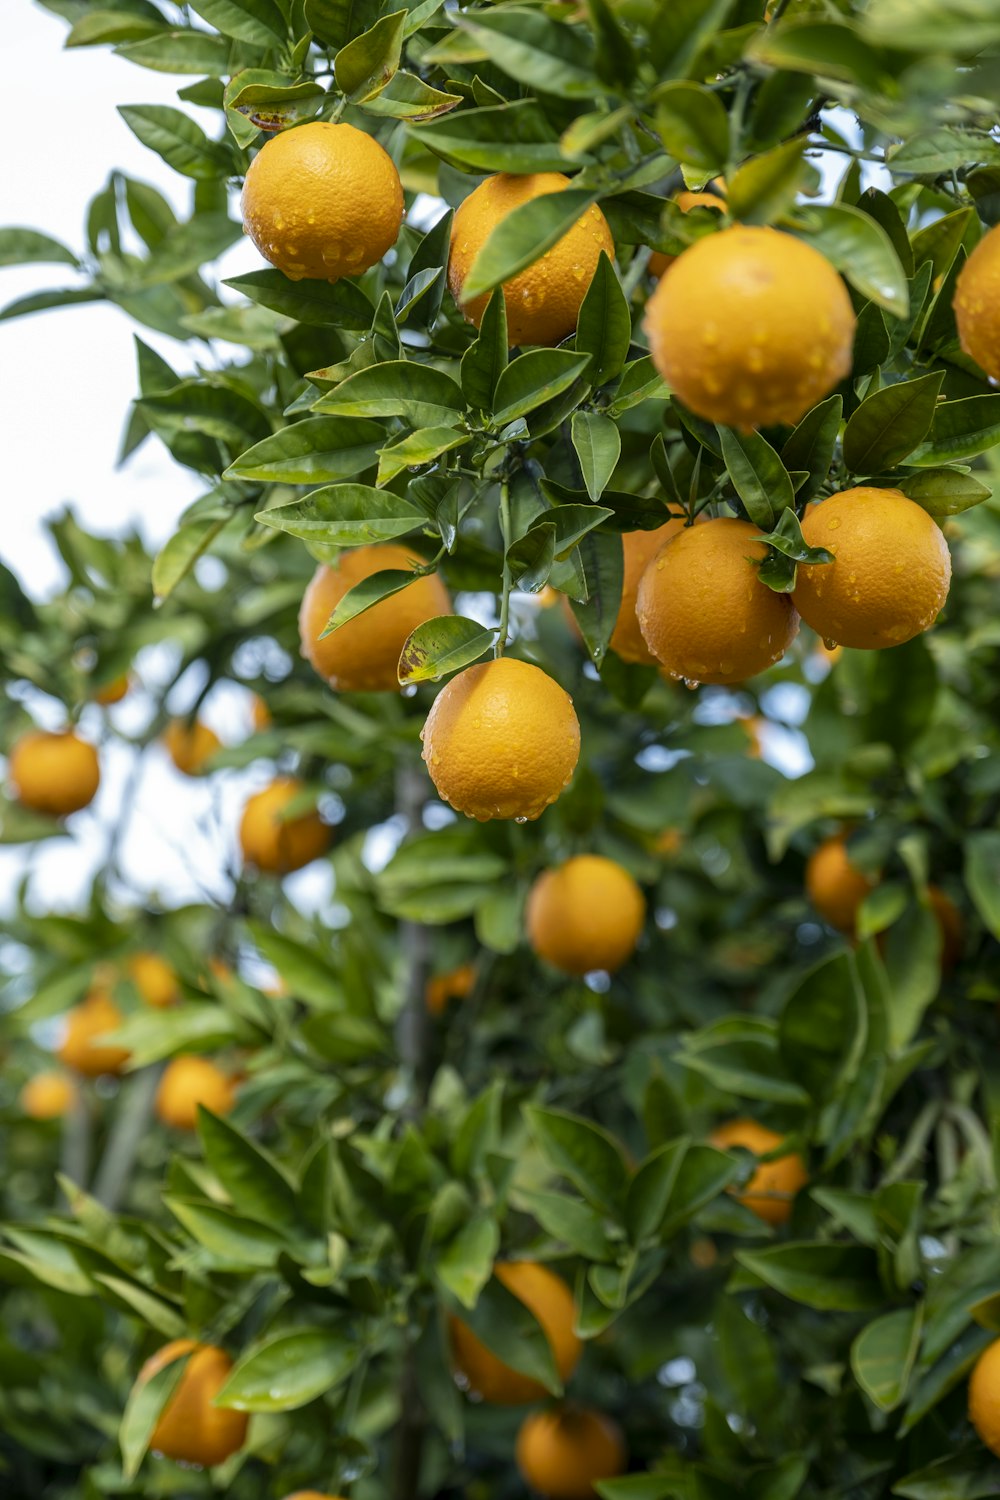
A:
[525,1104,629,1214]
[118,104,232,180]
[216,1328,355,1411]
[313,361,465,426]
[462,187,596,301]
[842,372,944,473]
[719,427,793,528]
[572,411,621,500]
[794,203,909,319]
[197,1109,299,1230]
[335,10,406,101]
[0,227,79,268]
[225,270,375,330]
[256,485,426,546]
[735,1242,884,1311]
[492,351,591,427]
[398,615,495,685]
[575,252,631,387]
[654,81,730,173]
[226,416,384,483]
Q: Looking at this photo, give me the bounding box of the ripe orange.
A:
[644,226,855,429]
[128,952,180,1009]
[163,718,221,776]
[649,186,726,278]
[425,962,476,1017]
[421,657,580,822]
[969,1337,1000,1456]
[20,1071,77,1120]
[242,120,403,282]
[636,517,799,685]
[451,1260,581,1405]
[709,1118,808,1227]
[516,1407,627,1499]
[239,777,331,874]
[608,521,686,664]
[448,173,615,347]
[8,729,100,817]
[155,1056,236,1130]
[794,488,952,649]
[954,223,1000,379]
[526,855,646,974]
[57,991,130,1077]
[805,833,874,933]
[299,544,451,692]
[93,672,129,705]
[135,1340,247,1467]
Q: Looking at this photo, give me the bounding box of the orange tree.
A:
[3,1,1000,1498]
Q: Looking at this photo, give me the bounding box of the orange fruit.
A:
[969,1337,1000,1456]
[421,657,580,822]
[794,488,951,649]
[425,962,476,1017]
[135,1340,247,1467]
[644,226,855,429]
[93,672,129,705]
[57,991,130,1077]
[649,186,726,278]
[163,718,221,776]
[299,544,451,692]
[21,1071,77,1120]
[241,120,403,282]
[448,173,615,347]
[451,1261,581,1405]
[8,729,100,817]
[954,223,1000,379]
[526,855,645,974]
[608,521,687,664]
[128,952,180,1009]
[516,1407,627,1499]
[805,833,874,933]
[156,1056,236,1130]
[636,517,799,685]
[239,777,331,874]
[709,1118,808,1227]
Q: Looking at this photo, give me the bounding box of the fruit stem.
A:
[496,478,512,658]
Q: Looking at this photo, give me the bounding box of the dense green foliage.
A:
[4,1,1000,1498]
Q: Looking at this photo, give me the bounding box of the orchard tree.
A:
[4,1,1000,1499]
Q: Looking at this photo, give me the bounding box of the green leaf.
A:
[780,394,842,500]
[461,187,597,302]
[965,831,1000,941]
[93,1275,186,1338]
[893,1454,1000,1500]
[654,81,730,173]
[225,73,324,145]
[909,394,1000,465]
[749,18,893,91]
[118,104,232,180]
[224,269,374,330]
[624,1140,687,1244]
[256,484,426,546]
[575,252,631,387]
[571,411,621,501]
[659,1145,742,1235]
[757,506,832,568]
[0,227,79,268]
[165,1197,288,1266]
[398,615,495,685]
[135,212,243,285]
[718,427,793,529]
[0,287,104,322]
[67,11,163,46]
[362,70,462,121]
[119,1346,188,1481]
[492,350,591,427]
[197,1109,299,1230]
[794,203,909,319]
[890,128,1000,177]
[216,1328,354,1412]
[461,289,508,410]
[735,1242,883,1311]
[524,1104,628,1214]
[152,516,228,602]
[779,952,865,1102]
[677,1018,810,1105]
[454,1270,562,1393]
[727,137,813,226]
[335,10,406,101]
[507,524,556,592]
[516,1188,615,1260]
[376,426,467,486]
[189,0,287,47]
[852,1304,923,1412]
[226,416,384,483]
[455,8,596,99]
[435,1214,499,1308]
[116,29,234,75]
[566,529,624,665]
[413,101,570,175]
[842,372,944,474]
[321,569,421,635]
[313,361,465,426]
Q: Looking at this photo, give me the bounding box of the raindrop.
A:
[514,815,528,824]
[682,678,700,691]
[402,683,418,698]
[823,637,838,651]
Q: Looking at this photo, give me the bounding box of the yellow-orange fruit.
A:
[156,1056,236,1130]
[516,1407,627,1499]
[451,1261,581,1405]
[609,521,687,664]
[299,544,451,692]
[163,719,221,776]
[21,1071,77,1120]
[241,120,403,282]
[135,1340,247,1467]
[644,226,855,429]
[421,657,580,822]
[637,518,799,685]
[526,855,645,974]
[448,173,615,347]
[969,1337,1000,1456]
[94,673,129,705]
[57,992,130,1077]
[794,488,952,650]
[649,187,726,278]
[128,952,180,1009]
[8,729,100,817]
[805,834,874,933]
[954,223,1000,379]
[425,962,476,1017]
[239,777,331,874]
[710,1118,808,1227]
